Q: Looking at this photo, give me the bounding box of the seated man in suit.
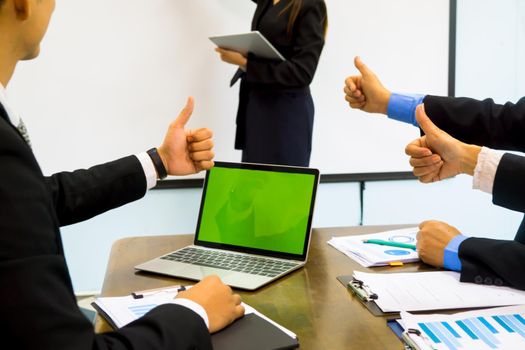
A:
[343,57,525,291]
[0,0,243,349]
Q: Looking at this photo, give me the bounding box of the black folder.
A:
[212,313,299,350]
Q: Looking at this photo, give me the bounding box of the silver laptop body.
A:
[135,161,320,290]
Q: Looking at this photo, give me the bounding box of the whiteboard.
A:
[7,0,449,176]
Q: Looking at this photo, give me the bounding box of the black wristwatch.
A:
[146,148,168,180]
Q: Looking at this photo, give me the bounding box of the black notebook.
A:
[212,313,298,350]
[92,286,298,350]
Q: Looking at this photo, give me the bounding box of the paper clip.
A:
[132,285,186,299]
[402,328,439,350]
[348,277,378,302]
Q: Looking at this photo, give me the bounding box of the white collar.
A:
[0,83,20,126]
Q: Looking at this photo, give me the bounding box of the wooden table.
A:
[96,225,435,349]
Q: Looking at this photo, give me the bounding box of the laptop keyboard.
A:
[160,247,300,278]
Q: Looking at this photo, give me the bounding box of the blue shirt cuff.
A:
[443,235,468,272]
[386,93,425,127]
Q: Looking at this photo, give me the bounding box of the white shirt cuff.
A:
[171,298,210,329]
[472,147,504,194]
[135,152,157,190]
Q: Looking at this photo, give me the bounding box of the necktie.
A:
[16,118,32,148]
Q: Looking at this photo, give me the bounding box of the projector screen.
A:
[7,0,450,177]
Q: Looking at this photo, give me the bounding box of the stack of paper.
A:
[327,227,419,267]
[353,271,525,313]
[400,305,525,350]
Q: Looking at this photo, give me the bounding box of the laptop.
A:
[135,161,319,290]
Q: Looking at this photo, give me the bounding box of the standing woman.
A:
[216,0,327,167]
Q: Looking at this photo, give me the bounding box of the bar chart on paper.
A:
[128,304,157,318]
[401,305,525,350]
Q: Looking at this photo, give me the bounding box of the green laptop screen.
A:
[197,166,316,255]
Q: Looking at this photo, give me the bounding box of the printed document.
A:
[401,305,525,350]
[354,271,525,313]
[328,227,419,267]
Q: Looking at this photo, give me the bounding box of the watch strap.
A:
[146,148,168,180]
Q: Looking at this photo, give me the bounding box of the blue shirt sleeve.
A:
[443,235,468,271]
[386,93,425,127]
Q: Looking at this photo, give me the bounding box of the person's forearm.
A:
[378,91,391,115]
[460,144,482,176]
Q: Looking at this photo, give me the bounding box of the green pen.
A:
[362,239,417,250]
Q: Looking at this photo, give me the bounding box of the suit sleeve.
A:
[1,255,212,350]
[45,156,147,227]
[491,153,525,213]
[0,121,212,349]
[459,237,525,290]
[424,95,525,151]
[245,1,326,87]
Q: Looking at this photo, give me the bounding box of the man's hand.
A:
[405,104,481,183]
[176,275,245,333]
[157,97,215,176]
[344,56,391,114]
[417,221,461,267]
[215,48,247,70]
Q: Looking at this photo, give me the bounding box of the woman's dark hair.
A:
[280,0,328,37]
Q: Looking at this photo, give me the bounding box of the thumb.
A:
[173,97,195,128]
[415,104,440,136]
[354,56,373,76]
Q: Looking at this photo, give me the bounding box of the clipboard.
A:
[386,318,405,340]
[210,31,286,61]
[336,275,398,317]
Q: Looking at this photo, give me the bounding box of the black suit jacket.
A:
[424,96,525,290]
[0,104,211,349]
[245,0,326,87]
[234,0,326,149]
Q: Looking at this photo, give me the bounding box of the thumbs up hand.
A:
[158,97,215,176]
[405,104,480,183]
[344,56,391,114]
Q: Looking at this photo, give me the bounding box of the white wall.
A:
[309,0,449,173]
[363,176,522,240]
[456,0,525,102]
[17,0,525,293]
[7,0,449,176]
